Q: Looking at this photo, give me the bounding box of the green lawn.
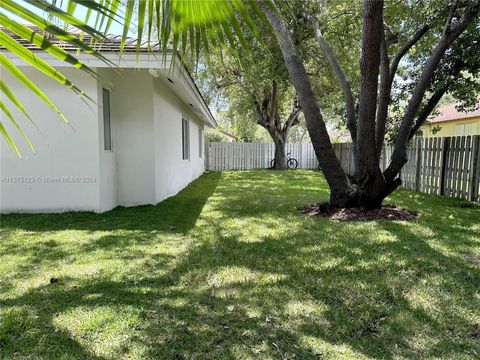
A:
[1,170,479,359]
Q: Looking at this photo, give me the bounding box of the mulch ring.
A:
[299,203,417,221]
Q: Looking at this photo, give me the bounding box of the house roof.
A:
[1,25,216,127]
[1,25,161,53]
[429,102,480,124]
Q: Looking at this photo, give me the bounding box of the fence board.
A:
[206,136,480,201]
[469,136,480,201]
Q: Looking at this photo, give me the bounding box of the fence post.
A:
[469,135,480,201]
[439,137,449,195]
[415,138,422,192]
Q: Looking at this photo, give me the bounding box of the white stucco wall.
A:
[152,77,205,203]
[109,69,156,207]
[0,67,101,213]
[97,69,118,212]
[1,66,210,213]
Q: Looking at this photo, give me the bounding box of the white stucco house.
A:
[0,28,216,213]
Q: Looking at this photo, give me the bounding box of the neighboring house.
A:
[421,102,480,138]
[0,28,216,213]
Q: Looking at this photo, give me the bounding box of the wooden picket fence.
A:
[205,135,480,201]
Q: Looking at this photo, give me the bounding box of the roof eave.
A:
[0,49,216,128]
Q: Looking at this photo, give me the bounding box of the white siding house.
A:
[0,30,216,213]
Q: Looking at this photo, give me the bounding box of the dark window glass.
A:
[182,118,189,160]
[103,88,112,151]
[199,128,203,157]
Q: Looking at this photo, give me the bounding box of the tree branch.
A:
[408,84,449,140]
[375,28,390,158]
[372,24,430,158]
[254,98,267,128]
[258,1,351,195]
[389,24,430,81]
[384,2,480,182]
[444,0,460,35]
[309,16,357,142]
[270,79,280,130]
[283,97,302,133]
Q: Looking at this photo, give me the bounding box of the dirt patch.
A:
[299,203,417,221]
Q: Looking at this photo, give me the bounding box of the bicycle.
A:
[270,152,299,169]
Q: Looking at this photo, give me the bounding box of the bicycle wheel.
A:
[287,158,298,169]
[269,158,275,168]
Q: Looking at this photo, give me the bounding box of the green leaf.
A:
[0,79,40,132]
[136,0,147,55]
[0,31,88,100]
[0,0,115,67]
[27,0,106,40]
[0,54,68,123]
[0,14,98,79]
[121,0,135,50]
[0,119,21,158]
[0,100,34,157]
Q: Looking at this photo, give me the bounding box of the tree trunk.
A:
[255,80,301,171]
[272,136,287,169]
[260,1,399,209]
[260,0,477,210]
[349,170,402,209]
[259,2,352,207]
[354,0,384,179]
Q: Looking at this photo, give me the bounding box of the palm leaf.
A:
[0,54,68,123]
[0,119,22,158]
[0,79,44,137]
[0,0,270,156]
[0,0,115,66]
[0,14,98,79]
[0,30,89,99]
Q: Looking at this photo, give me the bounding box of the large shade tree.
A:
[2,0,479,208]
[195,3,362,168]
[194,31,303,169]
[259,0,480,208]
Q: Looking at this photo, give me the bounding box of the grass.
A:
[0,170,479,359]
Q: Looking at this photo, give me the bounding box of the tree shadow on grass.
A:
[1,170,479,359]
[142,221,479,359]
[0,172,222,234]
[3,219,479,359]
[0,172,221,269]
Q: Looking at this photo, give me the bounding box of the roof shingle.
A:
[1,24,162,53]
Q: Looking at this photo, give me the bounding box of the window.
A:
[199,127,203,157]
[182,117,190,160]
[455,122,476,137]
[102,88,112,151]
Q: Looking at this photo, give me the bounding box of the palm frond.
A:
[0,0,270,156]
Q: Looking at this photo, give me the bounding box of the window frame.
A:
[182,117,190,160]
[198,127,203,158]
[102,88,112,151]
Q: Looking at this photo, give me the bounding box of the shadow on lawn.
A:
[0,171,223,234]
[0,172,222,265]
[1,170,479,359]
